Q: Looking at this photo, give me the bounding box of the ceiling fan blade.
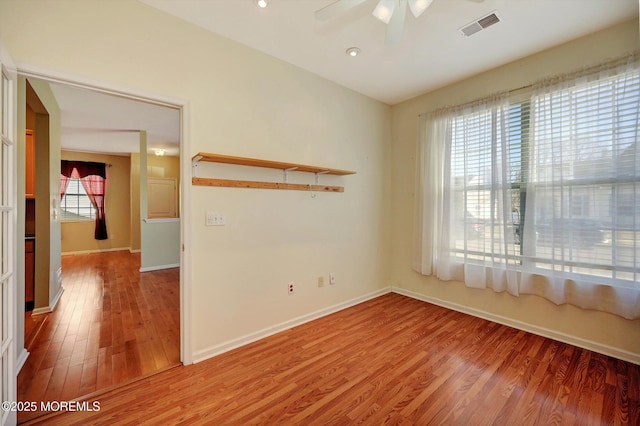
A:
[385,0,407,44]
[314,0,369,21]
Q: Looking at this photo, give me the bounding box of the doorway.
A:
[15,70,189,418]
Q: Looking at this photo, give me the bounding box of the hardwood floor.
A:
[24,292,639,425]
[18,251,180,423]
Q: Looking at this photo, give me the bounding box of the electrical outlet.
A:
[318,276,324,287]
[329,273,336,285]
[288,282,295,294]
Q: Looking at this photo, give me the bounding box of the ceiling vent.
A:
[459,11,501,37]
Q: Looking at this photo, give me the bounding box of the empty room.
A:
[0,0,638,425]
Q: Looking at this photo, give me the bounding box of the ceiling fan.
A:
[315,0,486,44]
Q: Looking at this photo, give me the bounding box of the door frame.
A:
[0,42,18,426]
[16,62,193,365]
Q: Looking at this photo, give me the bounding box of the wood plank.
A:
[192,177,345,192]
[18,251,180,424]
[26,293,640,426]
[193,152,356,176]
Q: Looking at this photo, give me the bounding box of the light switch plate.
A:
[206,211,226,226]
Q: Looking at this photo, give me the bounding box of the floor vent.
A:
[459,11,501,37]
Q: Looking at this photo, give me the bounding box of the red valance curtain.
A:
[60,160,108,240]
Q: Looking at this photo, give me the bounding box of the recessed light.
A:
[256,0,268,8]
[346,47,361,57]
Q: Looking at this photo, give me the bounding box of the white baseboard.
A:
[192,287,392,364]
[129,248,141,253]
[49,286,64,311]
[140,263,180,272]
[62,247,131,256]
[15,349,29,373]
[32,286,64,316]
[31,306,51,316]
[392,287,640,366]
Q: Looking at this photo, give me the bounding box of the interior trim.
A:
[15,349,29,374]
[393,287,640,365]
[15,60,192,365]
[140,263,180,272]
[192,287,392,364]
[143,218,180,223]
[62,247,131,256]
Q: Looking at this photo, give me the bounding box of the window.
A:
[451,72,640,285]
[414,53,640,319]
[449,100,529,265]
[60,160,108,239]
[527,71,640,286]
[60,178,96,221]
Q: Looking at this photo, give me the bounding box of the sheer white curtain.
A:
[520,53,640,319]
[414,52,640,319]
[414,93,520,295]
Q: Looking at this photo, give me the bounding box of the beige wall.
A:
[60,151,131,253]
[0,0,391,357]
[147,154,180,181]
[2,0,637,363]
[390,20,640,359]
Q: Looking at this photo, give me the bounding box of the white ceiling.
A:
[141,0,639,105]
[51,0,637,156]
[49,82,180,156]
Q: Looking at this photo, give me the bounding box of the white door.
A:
[0,43,17,426]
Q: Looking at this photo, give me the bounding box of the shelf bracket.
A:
[315,170,330,185]
[192,155,203,177]
[283,167,298,183]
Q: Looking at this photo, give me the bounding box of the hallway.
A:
[18,251,180,421]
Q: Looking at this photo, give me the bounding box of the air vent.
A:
[459,11,501,37]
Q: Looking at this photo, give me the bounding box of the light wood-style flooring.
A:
[25,292,639,425]
[18,251,180,423]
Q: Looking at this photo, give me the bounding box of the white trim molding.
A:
[16,61,184,109]
[144,218,180,224]
[15,349,29,374]
[31,307,52,316]
[49,286,64,312]
[392,287,640,366]
[32,286,65,316]
[15,59,193,368]
[140,263,180,272]
[62,247,131,256]
[192,287,392,364]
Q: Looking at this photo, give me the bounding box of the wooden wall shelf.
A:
[191,152,355,192]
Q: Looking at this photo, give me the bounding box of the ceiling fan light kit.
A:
[372,0,396,24]
[373,0,433,23]
[316,0,486,44]
[408,0,433,18]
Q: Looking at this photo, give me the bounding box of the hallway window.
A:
[60,178,95,221]
[60,160,109,240]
